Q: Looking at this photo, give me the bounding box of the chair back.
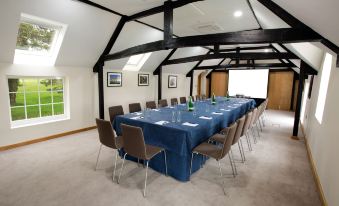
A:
[146,101,156,109]
[121,124,147,160]
[96,118,119,149]
[129,103,142,113]
[196,95,201,101]
[219,122,238,159]
[179,97,186,104]
[201,94,206,100]
[232,115,246,145]
[109,105,124,123]
[170,98,178,106]
[241,111,253,136]
[158,99,168,108]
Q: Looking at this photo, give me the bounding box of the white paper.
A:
[182,122,199,127]
[134,112,142,115]
[199,116,212,120]
[220,109,231,112]
[130,116,141,120]
[152,109,160,111]
[212,112,223,115]
[155,120,169,125]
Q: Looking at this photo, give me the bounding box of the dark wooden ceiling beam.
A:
[104,28,322,61]
[186,51,212,77]
[153,49,177,75]
[165,52,299,65]
[258,0,339,67]
[219,45,270,52]
[127,0,203,22]
[195,63,295,70]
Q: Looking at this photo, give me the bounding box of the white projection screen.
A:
[228,69,269,98]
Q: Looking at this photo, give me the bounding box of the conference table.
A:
[113,97,256,182]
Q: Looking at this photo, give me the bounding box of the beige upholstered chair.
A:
[146,101,156,109]
[129,103,142,113]
[118,124,167,197]
[108,105,124,124]
[179,97,186,104]
[95,118,123,182]
[190,122,238,194]
[170,98,178,106]
[158,99,168,108]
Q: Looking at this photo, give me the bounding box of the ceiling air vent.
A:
[193,22,224,34]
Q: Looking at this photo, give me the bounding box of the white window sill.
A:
[11,115,69,129]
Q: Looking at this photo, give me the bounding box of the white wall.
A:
[0,63,96,147]
[103,70,156,117]
[161,73,190,104]
[301,53,339,206]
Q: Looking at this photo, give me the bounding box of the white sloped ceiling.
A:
[0,0,120,67]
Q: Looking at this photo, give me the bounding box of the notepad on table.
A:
[182,122,199,127]
[155,120,169,125]
[212,112,223,115]
[130,116,142,120]
[220,109,231,111]
[199,116,212,120]
[134,112,142,115]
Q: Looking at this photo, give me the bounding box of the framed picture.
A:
[168,75,177,88]
[107,72,122,87]
[138,74,149,86]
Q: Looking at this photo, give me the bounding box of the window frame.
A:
[14,13,67,66]
[8,76,69,129]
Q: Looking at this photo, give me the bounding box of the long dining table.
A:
[113,97,256,182]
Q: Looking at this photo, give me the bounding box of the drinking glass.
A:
[177,110,181,123]
[171,110,176,123]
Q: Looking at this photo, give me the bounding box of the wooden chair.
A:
[108,105,124,124]
[129,103,142,113]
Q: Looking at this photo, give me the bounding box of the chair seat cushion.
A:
[209,133,226,144]
[145,144,163,160]
[193,142,222,160]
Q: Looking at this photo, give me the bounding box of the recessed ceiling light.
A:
[234,11,243,17]
[264,49,270,52]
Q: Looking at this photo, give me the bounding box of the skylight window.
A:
[315,53,332,124]
[123,53,151,71]
[14,13,67,66]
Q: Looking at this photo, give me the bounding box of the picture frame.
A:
[168,75,177,88]
[107,72,122,87]
[138,74,149,86]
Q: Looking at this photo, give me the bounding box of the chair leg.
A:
[230,149,238,175]
[163,150,168,176]
[112,149,118,182]
[245,133,252,151]
[228,154,236,177]
[237,142,245,163]
[239,139,246,162]
[255,123,261,138]
[217,160,223,177]
[258,117,263,132]
[117,153,127,184]
[190,153,195,176]
[95,144,103,171]
[143,160,149,197]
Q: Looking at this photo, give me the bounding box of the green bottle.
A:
[211,93,216,105]
[225,91,230,101]
[188,96,194,111]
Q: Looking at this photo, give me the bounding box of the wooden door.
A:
[267,71,294,110]
[197,73,202,95]
[211,72,228,96]
[206,78,210,97]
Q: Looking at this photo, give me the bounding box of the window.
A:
[123,53,151,71]
[14,13,67,66]
[8,77,67,128]
[315,53,332,124]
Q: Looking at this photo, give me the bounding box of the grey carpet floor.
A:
[0,110,321,206]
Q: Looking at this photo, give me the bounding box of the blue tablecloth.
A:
[113,98,255,182]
